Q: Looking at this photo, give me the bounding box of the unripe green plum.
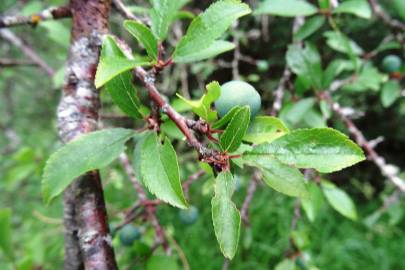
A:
[215,81,261,118]
[382,55,402,73]
[119,224,141,246]
[179,205,199,225]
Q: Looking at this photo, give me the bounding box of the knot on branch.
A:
[198,147,231,172]
[186,119,210,134]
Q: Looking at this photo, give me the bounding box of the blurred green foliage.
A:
[1,0,405,269]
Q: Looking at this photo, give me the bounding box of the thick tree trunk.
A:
[57,0,118,269]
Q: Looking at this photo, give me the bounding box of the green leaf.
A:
[136,132,188,208]
[375,40,401,53]
[245,156,308,198]
[303,109,327,128]
[177,81,221,122]
[321,180,357,220]
[343,63,384,92]
[301,182,324,222]
[124,20,158,61]
[274,259,296,270]
[254,0,318,17]
[42,128,134,203]
[381,80,401,108]
[211,171,241,259]
[283,98,315,125]
[286,43,323,90]
[161,120,185,140]
[212,106,242,129]
[147,255,179,270]
[173,0,251,62]
[294,15,325,41]
[393,0,405,22]
[173,40,235,63]
[323,59,355,88]
[106,71,143,119]
[246,128,365,173]
[0,208,14,261]
[150,0,189,40]
[324,31,363,55]
[318,0,330,9]
[95,36,150,88]
[333,0,372,19]
[220,106,250,152]
[244,116,289,144]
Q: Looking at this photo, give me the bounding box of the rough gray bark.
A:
[57,0,118,269]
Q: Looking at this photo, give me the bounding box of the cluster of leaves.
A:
[40,0,366,260]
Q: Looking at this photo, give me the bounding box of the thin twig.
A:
[368,0,405,52]
[290,199,301,232]
[32,210,63,225]
[222,259,230,270]
[0,6,71,28]
[183,170,205,199]
[368,0,405,32]
[133,66,229,170]
[271,67,291,116]
[111,0,147,24]
[319,91,405,192]
[232,24,241,80]
[118,153,170,253]
[0,29,55,76]
[240,170,260,226]
[271,17,304,116]
[166,233,190,270]
[0,58,35,67]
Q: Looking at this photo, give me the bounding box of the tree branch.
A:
[0,29,55,76]
[0,6,71,28]
[133,67,229,170]
[368,0,405,52]
[111,0,146,24]
[319,91,405,192]
[368,0,405,32]
[57,0,117,269]
[271,17,303,116]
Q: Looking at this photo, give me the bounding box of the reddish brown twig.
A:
[118,153,170,253]
[0,29,55,76]
[0,6,71,28]
[290,199,302,232]
[183,170,206,199]
[113,202,143,231]
[110,34,231,171]
[133,67,231,171]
